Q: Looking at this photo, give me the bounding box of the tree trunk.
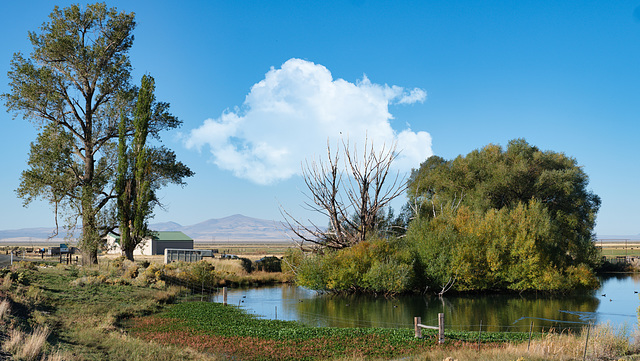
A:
[82,248,98,266]
[123,248,134,262]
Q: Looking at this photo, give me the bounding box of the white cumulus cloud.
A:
[185,58,432,185]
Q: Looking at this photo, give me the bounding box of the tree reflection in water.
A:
[213,275,639,333]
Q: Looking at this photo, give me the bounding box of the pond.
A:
[211,274,640,333]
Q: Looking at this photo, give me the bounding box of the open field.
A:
[597,241,640,259]
[194,241,294,258]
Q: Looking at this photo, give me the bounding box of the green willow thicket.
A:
[291,139,601,294]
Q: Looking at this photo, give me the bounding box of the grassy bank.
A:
[0,260,637,360]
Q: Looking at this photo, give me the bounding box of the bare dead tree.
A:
[281,137,407,251]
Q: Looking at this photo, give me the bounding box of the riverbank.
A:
[0,260,638,360]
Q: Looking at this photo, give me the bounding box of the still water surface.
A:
[211,274,640,332]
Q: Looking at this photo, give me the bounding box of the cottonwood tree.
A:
[116,75,193,261]
[282,138,406,251]
[4,4,183,264]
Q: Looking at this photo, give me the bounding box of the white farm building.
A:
[105,231,194,256]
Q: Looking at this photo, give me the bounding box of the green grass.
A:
[126,301,535,360]
[0,263,210,360]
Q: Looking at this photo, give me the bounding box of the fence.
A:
[164,249,201,264]
[414,313,444,343]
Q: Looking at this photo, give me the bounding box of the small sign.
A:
[60,244,68,253]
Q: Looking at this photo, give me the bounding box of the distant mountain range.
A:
[0,214,296,243]
[0,215,637,243]
[150,214,295,241]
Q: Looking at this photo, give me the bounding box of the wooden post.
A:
[223,287,228,306]
[414,317,422,338]
[528,321,533,351]
[477,320,483,350]
[275,306,278,320]
[438,313,445,344]
[583,323,591,361]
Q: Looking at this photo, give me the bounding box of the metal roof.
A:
[151,231,192,241]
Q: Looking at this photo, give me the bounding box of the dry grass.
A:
[0,299,10,321]
[4,326,50,361]
[206,258,246,274]
[21,326,51,361]
[404,324,640,361]
[4,328,24,355]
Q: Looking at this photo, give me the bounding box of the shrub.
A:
[122,261,139,279]
[111,256,125,270]
[139,260,150,268]
[184,261,218,287]
[255,256,282,272]
[239,257,253,274]
[282,248,303,275]
[296,237,415,293]
[16,270,33,285]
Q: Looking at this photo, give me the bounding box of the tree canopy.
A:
[3,3,190,264]
[405,139,601,292]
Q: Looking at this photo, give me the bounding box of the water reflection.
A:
[211,275,639,332]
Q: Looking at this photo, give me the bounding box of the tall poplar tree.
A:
[116,75,192,260]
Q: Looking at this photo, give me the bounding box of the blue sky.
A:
[1,1,638,235]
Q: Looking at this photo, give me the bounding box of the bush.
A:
[183,261,218,287]
[239,257,253,274]
[296,237,415,294]
[407,202,600,293]
[16,270,33,285]
[282,248,303,275]
[254,256,282,272]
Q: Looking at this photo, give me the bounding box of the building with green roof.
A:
[105,231,194,256]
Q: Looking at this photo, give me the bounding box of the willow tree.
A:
[3,4,181,264]
[407,139,602,282]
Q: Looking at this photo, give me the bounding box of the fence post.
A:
[477,320,483,350]
[223,287,228,306]
[438,313,445,344]
[583,322,591,361]
[414,317,422,338]
[528,321,533,351]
